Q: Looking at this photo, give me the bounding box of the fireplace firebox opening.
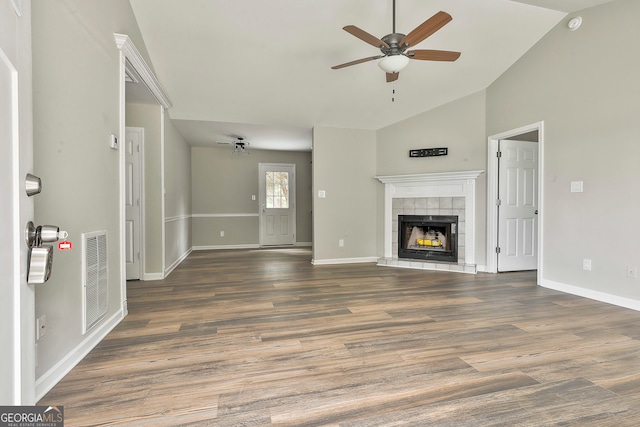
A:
[398,215,458,263]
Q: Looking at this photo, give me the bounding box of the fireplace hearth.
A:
[398,215,458,263]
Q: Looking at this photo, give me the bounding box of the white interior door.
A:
[498,140,538,271]
[1,0,36,404]
[259,163,296,246]
[0,32,21,406]
[125,127,142,279]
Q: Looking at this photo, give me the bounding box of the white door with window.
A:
[125,127,143,280]
[259,163,296,246]
[498,140,538,271]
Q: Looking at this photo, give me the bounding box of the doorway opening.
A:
[116,34,172,302]
[486,122,544,280]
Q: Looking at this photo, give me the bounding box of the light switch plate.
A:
[318,190,326,198]
[36,315,46,340]
[571,181,583,193]
[110,134,118,150]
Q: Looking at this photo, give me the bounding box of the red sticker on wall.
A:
[58,241,72,250]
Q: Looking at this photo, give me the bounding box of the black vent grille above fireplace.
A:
[398,215,458,263]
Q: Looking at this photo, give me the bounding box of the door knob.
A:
[39,225,61,243]
[25,221,37,248]
[25,222,66,284]
[25,221,67,248]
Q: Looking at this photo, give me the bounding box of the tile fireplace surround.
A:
[376,170,484,274]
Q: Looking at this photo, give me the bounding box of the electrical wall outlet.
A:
[220,231,225,237]
[627,265,638,279]
[36,315,46,340]
[582,259,592,271]
[338,239,344,247]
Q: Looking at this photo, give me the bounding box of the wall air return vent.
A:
[82,230,108,333]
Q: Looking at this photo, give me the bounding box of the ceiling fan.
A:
[216,136,250,155]
[331,0,461,82]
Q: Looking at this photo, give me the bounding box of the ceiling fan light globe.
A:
[378,55,410,73]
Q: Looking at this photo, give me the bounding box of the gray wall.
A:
[32,0,152,385]
[164,117,192,271]
[125,103,163,276]
[312,127,377,262]
[486,0,640,300]
[376,91,488,263]
[191,146,312,248]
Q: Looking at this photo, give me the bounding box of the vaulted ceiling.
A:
[128,0,614,150]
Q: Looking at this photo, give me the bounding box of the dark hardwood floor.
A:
[39,249,640,426]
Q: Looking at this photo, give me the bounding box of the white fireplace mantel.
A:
[376,170,484,269]
[376,170,485,185]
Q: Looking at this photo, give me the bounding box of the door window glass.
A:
[266,171,289,208]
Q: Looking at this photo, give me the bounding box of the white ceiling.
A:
[127,0,614,151]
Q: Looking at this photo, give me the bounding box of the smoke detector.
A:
[567,16,582,31]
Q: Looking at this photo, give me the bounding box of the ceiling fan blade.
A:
[331,55,383,70]
[343,25,390,49]
[386,72,399,83]
[408,50,461,61]
[400,11,452,48]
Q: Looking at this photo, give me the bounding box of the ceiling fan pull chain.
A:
[392,82,396,102]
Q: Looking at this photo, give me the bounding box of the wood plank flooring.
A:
[39,249,640,426]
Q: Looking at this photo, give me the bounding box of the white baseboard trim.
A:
[294,242,312,247]
[193,244,260,251]
[475,264,488,273]
[35,309,123,401]
[311,257,379,265]
[541,278,640,312]
[165,248,192,277]
[143,272,164,281]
